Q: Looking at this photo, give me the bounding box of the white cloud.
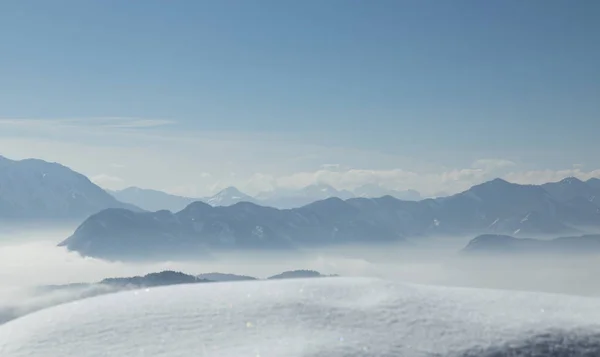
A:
[100,119,174,129]
[319,164,342,171]
[91,174,124,189]
[257,159,516,196]
[164,185,202,198]
[503,169,600,185]
[237,162,600,197]
[472,159,516,170]
[245,173,278,193]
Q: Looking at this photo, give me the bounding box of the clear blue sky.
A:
[0,1,599,195]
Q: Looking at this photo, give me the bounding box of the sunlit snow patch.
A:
[1,278,600,356]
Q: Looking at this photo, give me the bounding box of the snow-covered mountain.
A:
[205,186,257,206]
[0,156,139,222]
[542,177,600,206]
[111,186,260,211]
[211,184,422,209]
[110,187,197,212]
[110,186,256,211]
[3,277,600,356]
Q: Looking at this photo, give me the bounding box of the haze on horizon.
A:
[1,1,599,198]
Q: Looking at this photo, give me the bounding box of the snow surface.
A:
[2,277,600,356]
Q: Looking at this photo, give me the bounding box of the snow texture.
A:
[2,277,600,356]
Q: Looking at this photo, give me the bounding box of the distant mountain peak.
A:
[304,196,347,206]
[216,186,246,195]
[488,178,511,185]
[559,177,584,185]
[182,201,212,211]
[205,186,255,207]
[468,178,519,193]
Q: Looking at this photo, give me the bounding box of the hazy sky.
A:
[1,1,599,197]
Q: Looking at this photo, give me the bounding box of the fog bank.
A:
[3,230,600,324]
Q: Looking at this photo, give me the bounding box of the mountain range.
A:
[3,154,600,261]
[60,177,600,261]
[0,155,422,224]
[109,186,259,212]
[110,183,423,212]
[0,155,139,223]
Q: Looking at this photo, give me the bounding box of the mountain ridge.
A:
[109,187,196,213]
[0,155,140,223]
[60,178,600,261]
[462,233,600,255]
[111,183,425,211]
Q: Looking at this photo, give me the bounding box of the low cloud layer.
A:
[237,162,600,198]
[3,230,600,325]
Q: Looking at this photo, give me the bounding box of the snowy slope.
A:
[542,177,600,206]
[2,278,600,356]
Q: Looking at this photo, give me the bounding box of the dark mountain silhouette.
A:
[268,270,329,279]
[587,178,600,192]
[1,269,334,325]
[196,273,257,282]
[101,271,209,287]
[59,178,600,261]
[462,234,600,255]
[40,269,330,292]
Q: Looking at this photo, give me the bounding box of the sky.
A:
[0,0,599,197]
